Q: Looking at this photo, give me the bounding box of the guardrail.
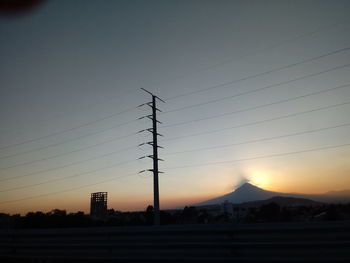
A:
[1,221,350,262]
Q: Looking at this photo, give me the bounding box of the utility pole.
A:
[138,88,164,226]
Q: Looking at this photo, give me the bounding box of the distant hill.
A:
[307,190,350,203]
[195,183,350,206]
[239,196,323,208]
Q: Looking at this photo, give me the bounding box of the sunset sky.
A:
[1,0,350,215]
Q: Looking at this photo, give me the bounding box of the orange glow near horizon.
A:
[2,178,350,216]
[2,155,350,216]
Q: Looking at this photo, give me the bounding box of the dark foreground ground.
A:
[1,220,349,262]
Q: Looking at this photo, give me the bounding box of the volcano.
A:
[196,183,350,206]
[196,183,280,205]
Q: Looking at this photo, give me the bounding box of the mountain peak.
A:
[196,182,278,206]
[235,182,262,192]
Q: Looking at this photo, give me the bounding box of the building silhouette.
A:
[90,192,107,217]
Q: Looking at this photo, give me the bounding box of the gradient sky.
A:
[1,0,350,215]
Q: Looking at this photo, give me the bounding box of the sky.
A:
[1,0,350,215]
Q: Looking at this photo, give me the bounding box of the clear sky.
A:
[1,0,350,215]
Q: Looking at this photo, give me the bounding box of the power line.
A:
[2,35,348,156]
[0,172,137,205]
[164,43,350,101]
[0,158,137,193]
[163,62,350,114]
[163,122,350,155]
[2,145,350,206]
[157,19,349,95]
[160,100,350,142]
[162,83,350,128]
[4,25,347,154]
[2,139,349,205]
[164,143,350,170]
[0,119,138,160]
[0,105,138,151]
[0,132,138,170]
[0,145,139,182]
